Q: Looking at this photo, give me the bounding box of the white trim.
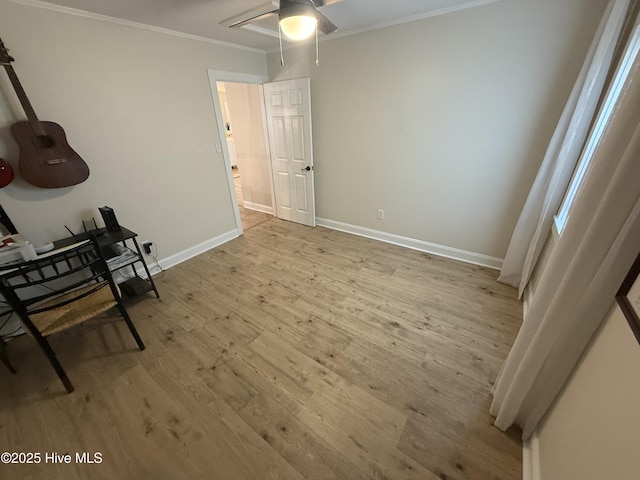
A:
[206,70,272,237]
[316,218,503,270]
[9,0,498,55]
[208,71,270,85]
[155,228,239,272]
[116,228,239,282]
[6,0,266,54]
[522,431,541,480]
[242,201,274,215]
[552,215,562,241]
[208,74,243,237]
[521,289,539,480]
[327,0,501,41]
[267,0,501,52]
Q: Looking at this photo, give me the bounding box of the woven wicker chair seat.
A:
[0,238,145,392]
[31,284,117,337]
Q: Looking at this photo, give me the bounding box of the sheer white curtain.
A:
[498,0,630,296]
[490,23,640,438]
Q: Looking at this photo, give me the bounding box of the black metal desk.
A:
[54,227,160,300]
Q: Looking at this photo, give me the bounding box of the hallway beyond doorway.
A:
[234,166,271,231]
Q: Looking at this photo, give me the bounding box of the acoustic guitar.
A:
[0,38,89,188]
[0,158,14,188]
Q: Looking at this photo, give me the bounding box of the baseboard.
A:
[523,431,541,480]
[316,218,503,270]
[136,218,503,277]
[135,228,239,277]
[242,202,274,215]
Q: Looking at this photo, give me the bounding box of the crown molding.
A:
[5,0,267,54]
[267,0,501,53]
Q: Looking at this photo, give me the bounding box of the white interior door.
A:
[263,78,316,227]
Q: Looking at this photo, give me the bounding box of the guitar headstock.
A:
[0,38,15,66]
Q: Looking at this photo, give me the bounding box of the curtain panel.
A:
[491,18,640,437]
[497,0,631,296]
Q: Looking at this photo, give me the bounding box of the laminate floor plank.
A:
[239,391,372,480]
[0,215,522,480]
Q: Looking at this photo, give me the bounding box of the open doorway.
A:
[215,81,241,203]
[208,72,317,232]
[208,71,275,234]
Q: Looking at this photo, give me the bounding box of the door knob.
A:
[301,166,313,171]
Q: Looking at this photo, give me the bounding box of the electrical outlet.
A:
[142,241,152,254]
[377,209,384,220]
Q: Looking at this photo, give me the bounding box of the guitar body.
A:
[11,120,89,188]
[0,158,14,188]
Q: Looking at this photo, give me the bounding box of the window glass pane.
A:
[555,26,640,235]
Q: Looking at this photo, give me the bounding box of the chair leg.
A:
[34,335,74,393]
[0,337,17,374]
[116,303,145,351]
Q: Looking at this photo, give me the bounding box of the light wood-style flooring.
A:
[0,216,523,480]
[239,206,271,232]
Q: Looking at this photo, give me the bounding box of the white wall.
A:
[267,0,608,261]
[533,303,640,479]
[0,1,268,259]
[224,82,273,211]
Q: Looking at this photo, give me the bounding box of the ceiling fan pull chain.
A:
[278,23,285,66]
[315,27,319,67]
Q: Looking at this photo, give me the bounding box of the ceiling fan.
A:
[226,0,343,41]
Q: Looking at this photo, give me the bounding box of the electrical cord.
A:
[147,243,165,279]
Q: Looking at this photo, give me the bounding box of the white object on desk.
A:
[35,242,54,254]
[21,243,36,260]
[35,240,90,260]
[0,234,37,264]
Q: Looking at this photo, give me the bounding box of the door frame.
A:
[206,70,276,234]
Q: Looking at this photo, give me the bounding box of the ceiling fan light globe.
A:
[280,15,317,40]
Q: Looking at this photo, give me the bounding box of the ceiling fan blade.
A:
[227,0,338,35]
[315,10,337,35]
[223,2,279,28]
[228,9,278,28]
[314,0,344,6]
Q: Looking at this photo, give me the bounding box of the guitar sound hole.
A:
[34,135,54,148]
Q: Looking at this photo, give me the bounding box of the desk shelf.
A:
[54,226,160,301]
[106,246,140,273]
[120,276,154,298]
[107,251,155,298]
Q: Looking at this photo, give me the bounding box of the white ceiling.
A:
[33,0,498,51]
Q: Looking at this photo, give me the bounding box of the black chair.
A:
[0,335,17,373]
[0,237,144,393]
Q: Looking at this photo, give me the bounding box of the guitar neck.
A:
[2,63,46,137]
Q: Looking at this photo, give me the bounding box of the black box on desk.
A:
[99,206,121,233]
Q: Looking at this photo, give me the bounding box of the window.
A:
[554,26,640,236]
